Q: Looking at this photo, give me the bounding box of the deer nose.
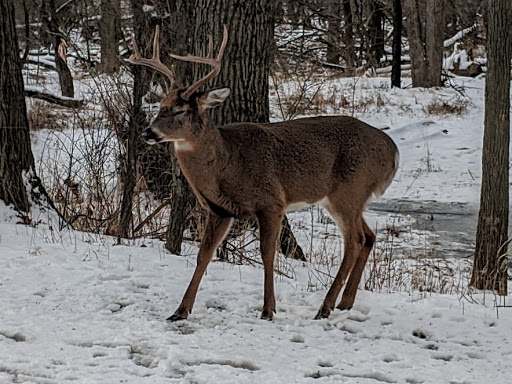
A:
[142,128,161,144]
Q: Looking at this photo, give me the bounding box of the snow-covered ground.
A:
[2,72,511,383]
[0,202,511,384]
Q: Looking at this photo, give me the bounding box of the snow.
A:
[4,59,512,382]
[0,202,511,383]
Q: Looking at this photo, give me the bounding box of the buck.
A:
[128,26,399,321]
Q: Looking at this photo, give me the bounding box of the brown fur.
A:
[147,88,399,321]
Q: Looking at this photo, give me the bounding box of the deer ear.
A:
[200,88,230,109]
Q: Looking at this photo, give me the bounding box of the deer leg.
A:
[168,212,233,321]
[338,219,375,310]
[257,211,283,320]
[315,208,364,319]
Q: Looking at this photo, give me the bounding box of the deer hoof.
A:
[337,298,354,311]
[260,308,275,321]
[337,303,353,311]
[314,305,332,320]
[167,308,189,322]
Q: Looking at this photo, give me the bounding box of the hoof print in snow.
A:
[412,329,429,340]
[205,298,227,312]
[0,331,26,342]
[290,334,305,343]
[317,359,334,368]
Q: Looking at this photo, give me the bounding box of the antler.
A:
[171,25,228,100]
[127,25,176,84]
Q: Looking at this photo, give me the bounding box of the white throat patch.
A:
[174,140,194,152]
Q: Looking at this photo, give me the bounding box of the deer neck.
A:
[174,119,227,187]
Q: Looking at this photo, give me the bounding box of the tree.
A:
[342,0,356,70]
[133,0,303,259]
[156,0,276,255]
[117,0,149,238]
[0,0,36,213]
[403,0,444,87]
[326,1,342,64]
[391,0,402,88]
[470,0,511,294]
[41,0,74,97]
[99,0,121,74]
[366,0,385,68]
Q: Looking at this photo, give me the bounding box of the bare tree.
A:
[471,0,511,294]
[391,0,402,87]
[160,0,276,254]
[0,0,34,212]
[117,0,150,238]
[99,0,121,74]
[40,0,74,97]
[366,0,385,68]
[326,0,342,64]
[403,0,444,87]
[0,0,58,218]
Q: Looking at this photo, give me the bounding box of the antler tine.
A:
[152,25,161,60]
[127,26,176,83]
[171,25,229,100]
[206,35,214,59]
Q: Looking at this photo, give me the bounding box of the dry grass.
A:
[425,95,471,115]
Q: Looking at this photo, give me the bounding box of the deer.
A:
[128,26,399,322]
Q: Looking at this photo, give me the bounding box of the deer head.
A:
[127,25,229,145]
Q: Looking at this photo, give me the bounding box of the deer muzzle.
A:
[142,127,162,145]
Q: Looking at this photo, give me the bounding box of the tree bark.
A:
[99,0,121,74]
[367,0,385,68]
[0,0,34,212]
[326,1,342,64]
[118,0,148,238]
[41,0,74,97]
[391,0,402,88]
[403,0,444,87]
[342,0,356,70]
[470,0,511,295]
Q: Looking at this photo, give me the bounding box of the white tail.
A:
[129,26,399,321]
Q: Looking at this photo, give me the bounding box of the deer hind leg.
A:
[257,211,283,320]
[168,212,233,321]
[315,201,365,319]
[338,219,375,310]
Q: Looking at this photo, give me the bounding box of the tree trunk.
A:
[165,167,195,254]
[118,0,149,239]
[326,1,342,64]
[367,0,385,68]
[470,0,511,295]
[403,0,444,87]
[41,0,74,97]
[155,0,304,259]
[192,0,273,125]
[0,0,34,213]
[342,0,356,70]
[99,0,121,74]
[391,0,402,87]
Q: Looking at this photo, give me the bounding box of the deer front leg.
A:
[168,213,233,321]
[257,211,283,321]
